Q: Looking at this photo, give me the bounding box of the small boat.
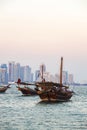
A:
[17,86,37,96]
[35,57,74,102]
[0,84,10,93]
[16,79,37,96]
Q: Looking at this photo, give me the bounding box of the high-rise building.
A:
[14,63,21,82]
[24,65,32,82]
[31,73,34,82]
[20,66,24,82]
[0,64,8,84]
[62,71,68,84]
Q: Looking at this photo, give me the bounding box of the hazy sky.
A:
[0,0,87,82]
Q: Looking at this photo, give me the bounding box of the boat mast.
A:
[60,57,63,87]
[41,64,44,82]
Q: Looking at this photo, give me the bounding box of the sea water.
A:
[0,85,87,130]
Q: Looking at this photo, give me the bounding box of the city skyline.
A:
[0,0,87,83]
[0,61,74,85]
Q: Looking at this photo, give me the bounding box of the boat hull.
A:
[39,93,73,102]
[37,87,73,102]
[0,87,8,93]
[17,87,37,96]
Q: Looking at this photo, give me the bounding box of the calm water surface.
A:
[0,85,87,130]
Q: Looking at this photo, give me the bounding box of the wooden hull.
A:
[17,87,37,96]
[39,93,73,102]
[37,88,73,102]
[0,87,8,93]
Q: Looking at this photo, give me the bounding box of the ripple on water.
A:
[0,86,87,130]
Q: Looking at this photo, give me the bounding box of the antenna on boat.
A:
[60,57,63,87]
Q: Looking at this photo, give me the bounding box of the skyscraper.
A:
[24,65,32,82]
[14,63,21,82]
[68,74,74,84]
[0,64,8,84]
[62,71,68,85]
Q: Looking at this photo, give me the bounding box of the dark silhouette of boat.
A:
[35,57,74,102]
[0,84,10,93]
[17,86,37,96]
[16,79,37,96]
[35,82,73,102]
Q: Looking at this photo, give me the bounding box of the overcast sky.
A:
[0,0,87,83]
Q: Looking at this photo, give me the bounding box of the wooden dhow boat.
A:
[16,79,37,96]
[0,84,10,93]
[35,57,74,102]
